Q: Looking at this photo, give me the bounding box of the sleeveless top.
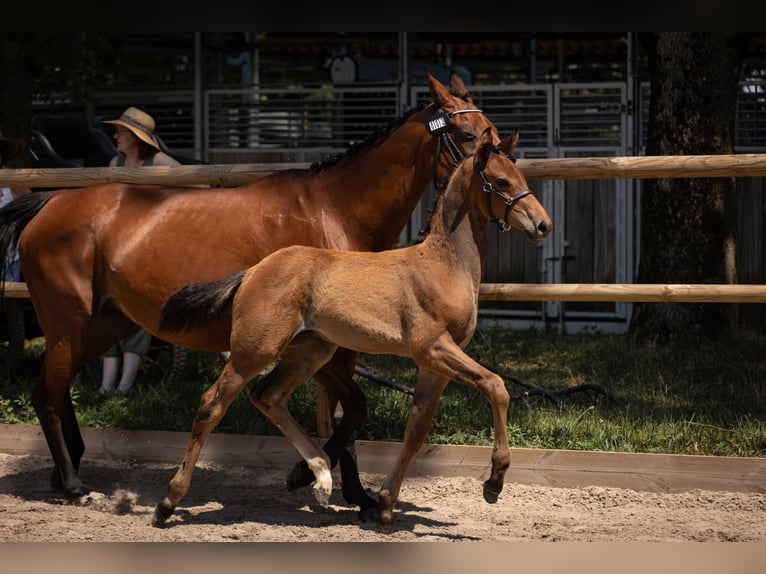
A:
[114,153,155,167]
[0,187,14,209]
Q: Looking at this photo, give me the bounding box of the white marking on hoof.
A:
[308,458,333,507]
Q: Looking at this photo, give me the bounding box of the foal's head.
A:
[472,128,552,243]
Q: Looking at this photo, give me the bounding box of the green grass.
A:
[2,327,765,457]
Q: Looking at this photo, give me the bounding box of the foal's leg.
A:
[377,369,449,531]
[153,357,265,527]
[418,335,512,503]
[378,335,512,530]
[287,348,378,517]
[249,332,339,507]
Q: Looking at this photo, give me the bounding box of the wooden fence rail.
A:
[1,153,766,188]
[4,281,766,303]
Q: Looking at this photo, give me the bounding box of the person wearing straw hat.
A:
[0,132,31,282]
[103,106,181,168]
[97,107,181,397]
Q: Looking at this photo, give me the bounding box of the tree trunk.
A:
[629,33,749,343]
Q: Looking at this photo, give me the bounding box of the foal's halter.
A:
[474,154,532,233]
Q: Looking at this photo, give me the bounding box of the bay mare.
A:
[0,72,501,517]
[156,127,552,530]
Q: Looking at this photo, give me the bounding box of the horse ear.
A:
[427,70,455,109]
[499,129,520,156]
[475,127,494,169]
[449,72,471,101]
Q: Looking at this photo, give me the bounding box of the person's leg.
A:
[99,350,120,397]
[116,329,152,394]
[116,352,143,394]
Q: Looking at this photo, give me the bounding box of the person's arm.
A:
[151,152,182,167]
[153,151,209,187]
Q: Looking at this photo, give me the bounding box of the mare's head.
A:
[471,128,552,243]
[426,71,501,187]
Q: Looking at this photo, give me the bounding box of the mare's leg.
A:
[287,348,378,517]
[377,369,449,530]
[153,355,266,526]
[248,332,339,507]
[31,335,87,497]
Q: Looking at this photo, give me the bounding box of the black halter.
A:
[474,154,532,233]
[428,108,486,192]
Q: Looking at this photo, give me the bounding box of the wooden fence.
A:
[3,154,765,435]
[2,153,766,188]
[4,281,766,304]
[3,154,766,306]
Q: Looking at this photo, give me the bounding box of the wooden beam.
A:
[2,153,766,187]
[479,283,766,303]
[517,153,766,180]
[0,423,763,494]
[7,282,765,303]
[0,282,29,299]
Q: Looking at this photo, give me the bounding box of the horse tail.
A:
[159,269,247,334]
[0,192,53,296]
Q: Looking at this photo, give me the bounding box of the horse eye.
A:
[459,131,475,141]
[494,178,509,190]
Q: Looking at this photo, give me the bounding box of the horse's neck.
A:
[422,168,487,279]
[320,108,437,251]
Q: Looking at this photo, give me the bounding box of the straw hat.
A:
[103,107,160,151]
[0,132,22,162]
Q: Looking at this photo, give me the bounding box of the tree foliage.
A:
[0,33,113,164]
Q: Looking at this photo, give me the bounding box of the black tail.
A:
[159,270,247,334]
[0,192,53,299]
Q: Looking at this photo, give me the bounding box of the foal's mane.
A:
[411,144,513,244]
[309,103,428,174]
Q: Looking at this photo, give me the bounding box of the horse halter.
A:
[474,154,532,233]
[426,108,487,192]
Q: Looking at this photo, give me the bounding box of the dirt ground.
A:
[0,451,764,543]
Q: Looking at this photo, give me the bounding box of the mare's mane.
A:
[309,103,428,174]
[308,82,472,174]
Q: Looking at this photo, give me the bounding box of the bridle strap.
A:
[432,108,484,192]
[474,154,532,232]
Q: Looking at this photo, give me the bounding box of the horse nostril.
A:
[538,220,550,235]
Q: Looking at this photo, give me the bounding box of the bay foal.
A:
[156,127,552,530]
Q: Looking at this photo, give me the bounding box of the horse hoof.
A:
[358,506,380,523]
[286,461,313,492]
[482,481,501,504]
[313,486,331,508]
[376,519,395,533]
[342,487,379,511]
[152,503,174,528]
